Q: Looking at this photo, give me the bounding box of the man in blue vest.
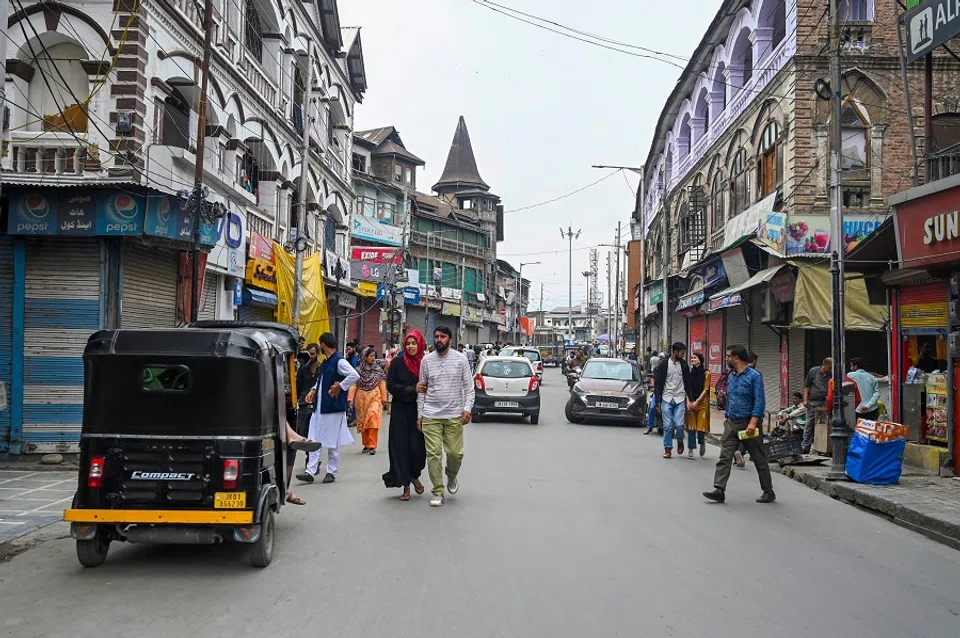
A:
[298,332,360,484]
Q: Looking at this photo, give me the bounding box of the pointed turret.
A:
[432,116,490,193]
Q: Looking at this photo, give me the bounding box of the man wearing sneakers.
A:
[703,344,776,504]
[416,326,474,507]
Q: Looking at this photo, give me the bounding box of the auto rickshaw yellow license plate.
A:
[214,492,246,508]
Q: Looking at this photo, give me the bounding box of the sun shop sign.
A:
[895,181,960,268]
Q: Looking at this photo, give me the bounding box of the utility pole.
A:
[539,282,544,314]
[188,0,218,323]
[424,234,431,336]
[292,41,314,324]
[661,200,669,352]
[560,227,581,344]
[828,0,849,478]
[459,256,466,343]
[606,251,612,343]
[615,222,622,356]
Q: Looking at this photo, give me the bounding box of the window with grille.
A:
[730,148,749,215]
[679,184,707,255]
[244,0,262,63]
[711,170,725,232]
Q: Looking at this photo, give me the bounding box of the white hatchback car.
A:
[472,356,541,424]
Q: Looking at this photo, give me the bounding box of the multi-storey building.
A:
[0,0,364,453]
[632,0,958,409]
[406,116,506,345]
[349,126,423,350]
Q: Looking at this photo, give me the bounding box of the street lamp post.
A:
[517,261,540,345]
[560,228,581,345]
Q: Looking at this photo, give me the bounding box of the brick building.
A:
[631,0,960,410]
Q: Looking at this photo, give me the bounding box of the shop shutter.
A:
[122,242,179,328]
[359,299,384,353]
[23,238,101,453]
[670,310,685,347]
[0,237,14,450]
[198,272,218,320]
[899,281,948,328]
[749,288,782,412]
[789,328,806,406]
[238,304,275,323]
[724,304,750,351]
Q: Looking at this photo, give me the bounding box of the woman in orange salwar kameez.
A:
[349,347,387,455]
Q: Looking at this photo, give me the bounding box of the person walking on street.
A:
[295,343,321,437]
[734,352,760,468]
[383,330,428,501]
[802,358,832,454]
[685,352,711,458]
[417,326,474,507]
[350,347,388,455]
[464,343,476,372]
[653,342,693,458]
[703,345,776,504]
[298,333,360,484]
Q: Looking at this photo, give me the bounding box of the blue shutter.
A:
[22,239,102,453]
[0,237,14,450]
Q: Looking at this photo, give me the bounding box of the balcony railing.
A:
[323,149,348,182]
[926,145,960,183]
[172,0,203,30]
[409,230,491,260]
[240,54,279,108]
[3,131,90,176]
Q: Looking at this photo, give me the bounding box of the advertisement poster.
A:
[784,215,886,255]
[925,373,948,442]
[758,212,786,254]
[7,189,140,236]
[350,247,403,263]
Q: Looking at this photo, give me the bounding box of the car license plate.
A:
[596,401,620,409]
[494,401,519,408]
[214,492,246,509]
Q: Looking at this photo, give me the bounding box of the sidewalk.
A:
[705,406,960,550]
[0,471,75,545]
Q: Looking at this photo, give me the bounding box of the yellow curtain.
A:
[790,261,888,331]
[273,242,331,344]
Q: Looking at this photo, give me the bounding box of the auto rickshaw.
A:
[63,321,301,568]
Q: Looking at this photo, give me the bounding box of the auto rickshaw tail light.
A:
[223,459,239,489]
[88,457,105,488]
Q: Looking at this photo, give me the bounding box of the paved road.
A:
[1,370,959,637]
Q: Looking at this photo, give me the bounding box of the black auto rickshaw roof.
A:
[84,321,299,360]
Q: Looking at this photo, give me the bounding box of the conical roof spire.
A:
[432,116,489,192]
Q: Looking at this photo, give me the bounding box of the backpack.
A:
[715,369,732,411]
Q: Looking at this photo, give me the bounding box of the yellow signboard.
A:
[245,258,278,293]
[900,302,948,328]
[357,281,378,297]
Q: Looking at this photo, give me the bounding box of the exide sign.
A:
[350,247,403,263]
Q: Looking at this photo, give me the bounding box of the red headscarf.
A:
[403,329,426,379]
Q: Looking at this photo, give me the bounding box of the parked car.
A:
[472,356,541,424]
[499,346,544,381]
[565,358,646,425]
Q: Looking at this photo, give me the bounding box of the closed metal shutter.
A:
[23,238,101,453]
[789,328,806,406]
[724,304,749,351]
[670,310,685,347]
[706,313,724,393]
[122,242,178,328]
[0,237,14,450]
[198,272,218,320]
[238,304,274,323]
[359,299,384,352]
[749,288,782,412]
[899,281,948,328]
[688,316,706,358]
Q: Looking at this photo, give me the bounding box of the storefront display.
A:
[925,373,949,443]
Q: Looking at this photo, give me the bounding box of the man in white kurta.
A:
[298,335,359,484]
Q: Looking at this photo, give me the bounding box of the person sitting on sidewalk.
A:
[776,392,806,431]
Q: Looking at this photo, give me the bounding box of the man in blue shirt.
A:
[703,344,776,504]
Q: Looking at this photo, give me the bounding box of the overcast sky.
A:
[339,0,717,311]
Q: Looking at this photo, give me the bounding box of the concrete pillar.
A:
[751,26,775,64]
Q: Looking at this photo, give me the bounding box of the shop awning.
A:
[844,217,896,274]
[677,288,705,311]
[243,287,279,308]
[716,193,777,254]
[707,265,785,310]
[790,260,888,330]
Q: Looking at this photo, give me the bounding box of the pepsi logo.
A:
[109,194,139,220]
[23,194,50,220]
[158,197,171,223]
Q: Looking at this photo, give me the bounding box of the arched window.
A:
[757,121,783,197]
[245,0,263,63]
[742,44,753,86]
[293,66,306,134]
[680,176,707,254]
[26,41,89,133]
[839,103,870,206]
[730,148,749,215]
[711,170,725,230]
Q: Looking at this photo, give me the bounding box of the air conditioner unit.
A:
[760,288,782,323]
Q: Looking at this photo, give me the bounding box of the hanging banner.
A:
[784,214,886,255]
[351,213,402,246]
[758,211,787,254]
[325,250,352,286]
[245,231,277,293]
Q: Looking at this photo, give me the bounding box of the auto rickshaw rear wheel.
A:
[76,531,110,568]
[249,508,275,568]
